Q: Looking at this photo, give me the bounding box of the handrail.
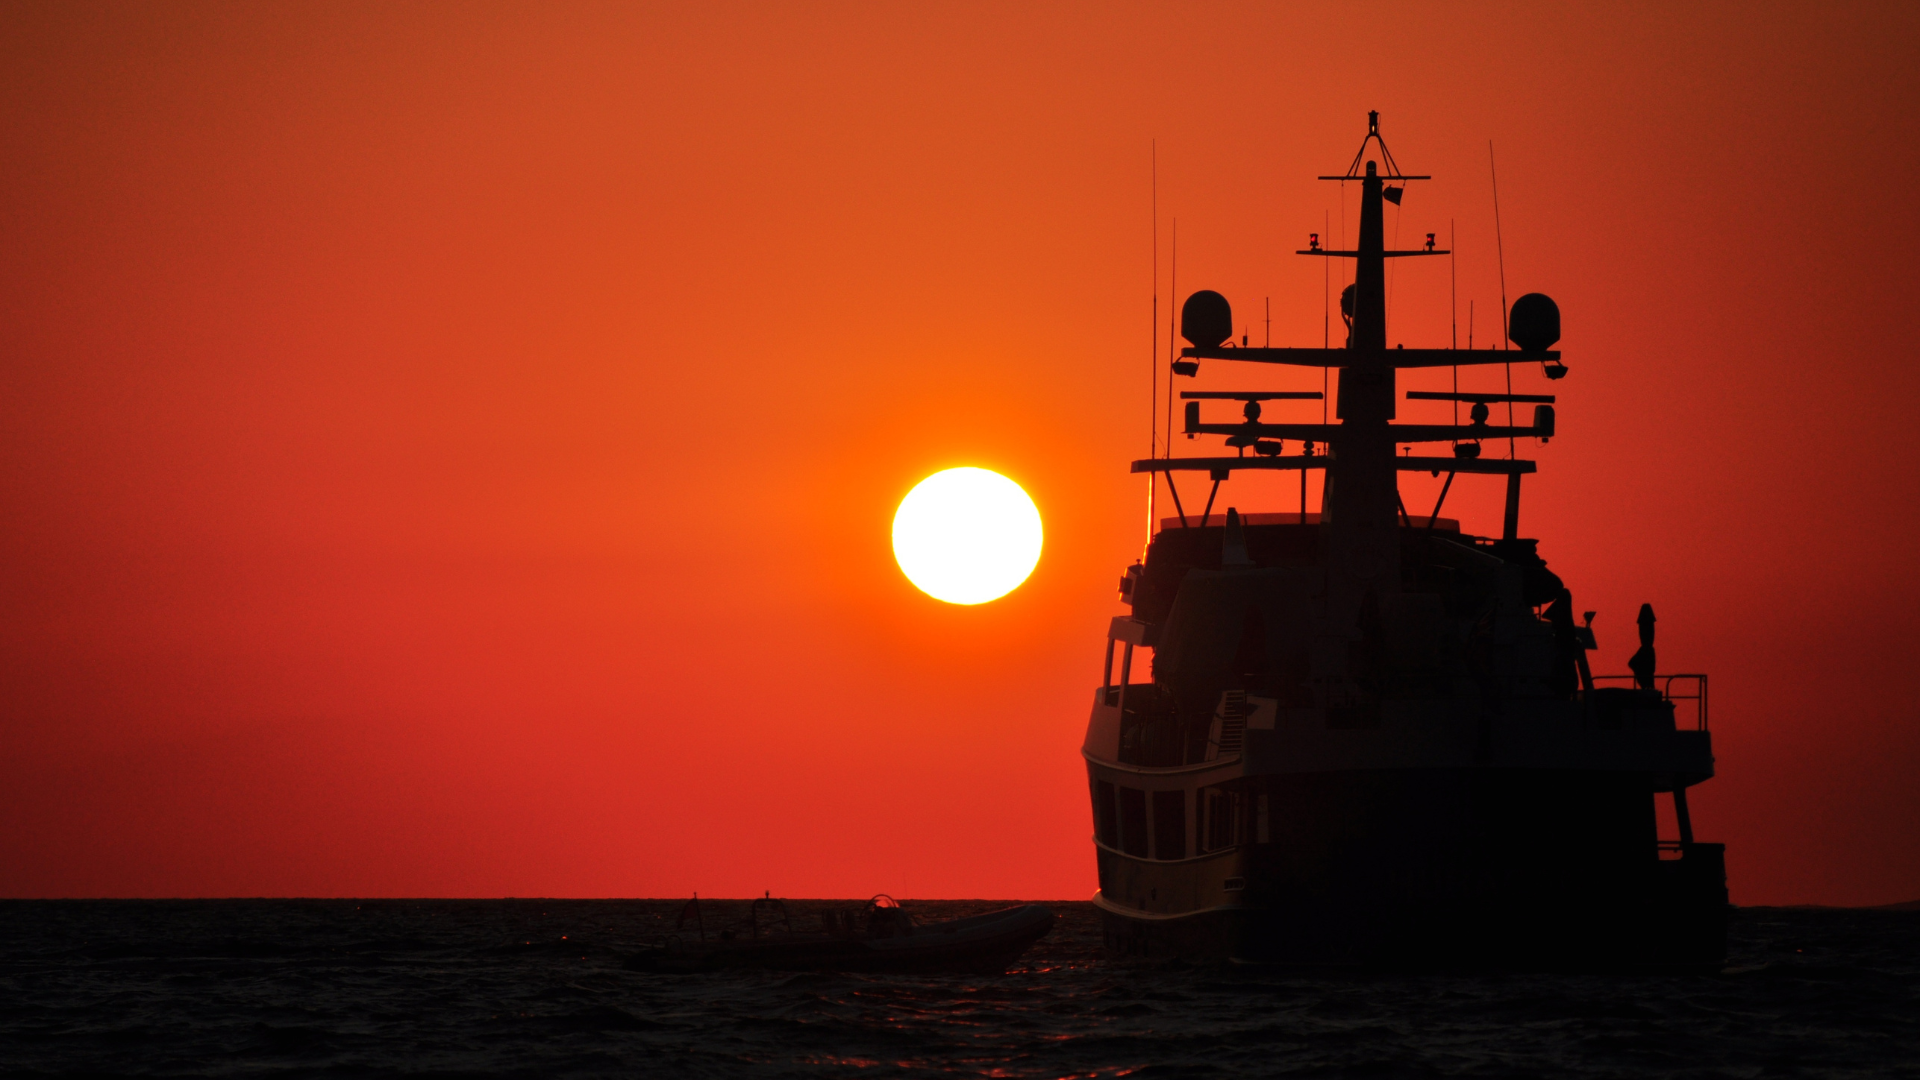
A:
[1590,673,1708,731]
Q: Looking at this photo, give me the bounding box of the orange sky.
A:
[2,2,1916,904]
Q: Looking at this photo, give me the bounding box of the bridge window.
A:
[1118,786,1149,858]
[1199,785,1245,852]
[1152,790,1186,860]
[1093,780,1118,847]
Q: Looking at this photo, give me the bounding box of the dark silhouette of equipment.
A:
[1508,292,1561,352]
[677,893,706,941]
[1181,290,1233,348]
[1545,589,1582,699]
[1629,603,1658,690]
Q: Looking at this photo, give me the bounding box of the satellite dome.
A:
[1508,293,1561,352]
[1181,290,1233,348]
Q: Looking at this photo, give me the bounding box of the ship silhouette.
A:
[1085,113,1726,969]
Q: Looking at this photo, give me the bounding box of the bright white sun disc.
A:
[892,467,1043,604]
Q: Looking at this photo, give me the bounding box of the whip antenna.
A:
[1148,141,1158,539]
[1491,141,1515,457]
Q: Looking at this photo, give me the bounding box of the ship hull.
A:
[1095,873,1727,971]
[1090,767,1728,971]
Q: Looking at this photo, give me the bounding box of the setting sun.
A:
[892,468,1043,605]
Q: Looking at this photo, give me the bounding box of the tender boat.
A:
[627,895,1055,974]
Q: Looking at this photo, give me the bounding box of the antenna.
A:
[1338,180,1347,329]
[1148,141,1158,540]
[1451,219,1458,431]
[1320,205,1329,516]
[1386,178,1401,339]
[1166,220,1176,453]
[1491,141,1509,350]
[1490,141,1515,456]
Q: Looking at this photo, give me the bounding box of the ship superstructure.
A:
[1084,114,1726,968]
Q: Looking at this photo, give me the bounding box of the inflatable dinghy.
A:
[627,895,1054,974]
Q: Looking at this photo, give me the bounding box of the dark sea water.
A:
[2,899,1916,1078]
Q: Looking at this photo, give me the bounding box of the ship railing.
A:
[1589,673,1708,731]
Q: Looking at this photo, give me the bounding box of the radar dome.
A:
[1508,293,1560,352]
[1180,290,1233,348]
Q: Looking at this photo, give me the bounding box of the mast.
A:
[1325,124,1401,602]
[1141,111,1559,634]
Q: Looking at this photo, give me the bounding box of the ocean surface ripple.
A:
[1,900,1915,1078]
